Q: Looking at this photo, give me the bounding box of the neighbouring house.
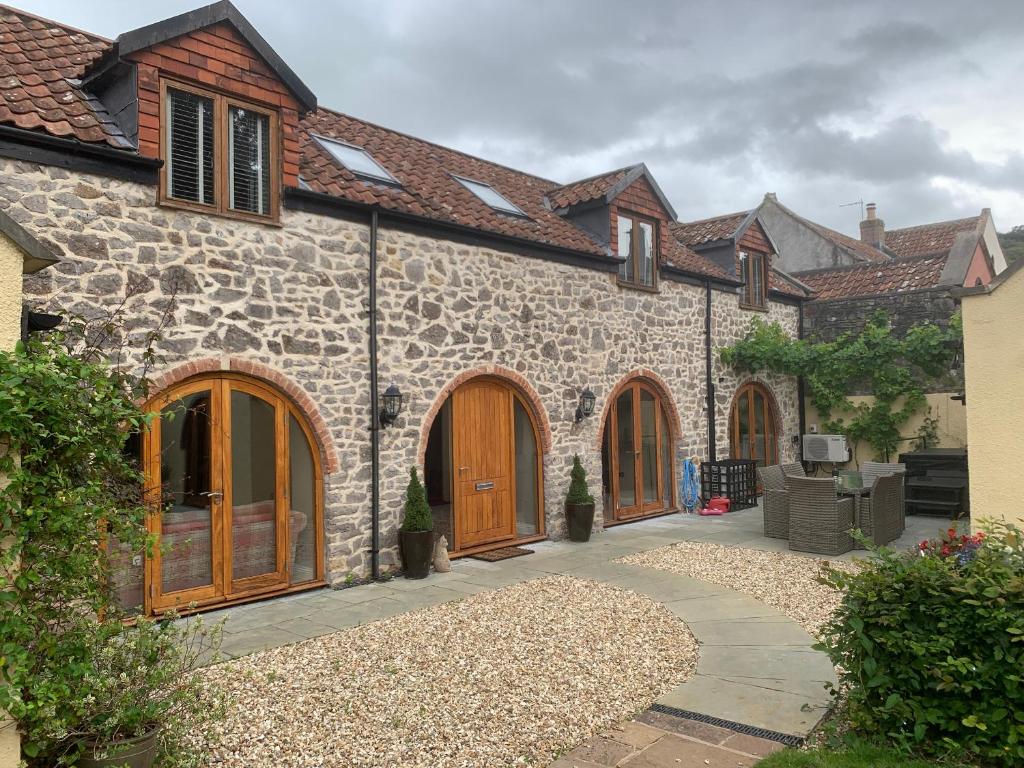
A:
[0,2,805,615]
[957,259,1024,529]
[707,193,1007,462]
[0,211,57,768]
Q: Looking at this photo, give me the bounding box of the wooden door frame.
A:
[729,381,779,465]
[604,379,676,523]
[142,372,325,615]
[446,376,545,557]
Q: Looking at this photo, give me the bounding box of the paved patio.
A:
[202,506,961,764]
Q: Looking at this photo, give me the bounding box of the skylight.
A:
[313,134,398,184]
[453,175,525,216]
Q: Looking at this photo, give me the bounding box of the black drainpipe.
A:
[797,301,807,456]
[368,209,381,580]
[704,280,716,462]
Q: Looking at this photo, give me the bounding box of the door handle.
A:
[201,491,224,500]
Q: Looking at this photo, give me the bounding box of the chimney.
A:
[860,202,885,248]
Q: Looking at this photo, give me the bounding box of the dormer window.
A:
[453,175,526,216]
[314,134,399,185]
[739,251,767,309]
[617,213,656,289]
[161,82,279,222]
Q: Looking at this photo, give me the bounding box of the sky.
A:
[20,0,1024,235]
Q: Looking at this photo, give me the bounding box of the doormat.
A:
[469,546,535,562]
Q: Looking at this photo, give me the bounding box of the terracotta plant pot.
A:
[400,529,434,579]
[565,502,595,542]
[78,726,160,768]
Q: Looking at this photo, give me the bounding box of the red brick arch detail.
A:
[724,378,783,460]
[417,364,553,466]
[594,368,683,451]
[146,357,340,474]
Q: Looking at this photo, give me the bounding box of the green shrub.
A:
[565,455,594,505]
[818,523,1024,765]
[401,467,433,532]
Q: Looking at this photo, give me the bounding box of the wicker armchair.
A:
[855,473,902,546]
[861,461,906,533]
[786,476,855,555]
[782,461,806,478]
[758,464,789,539]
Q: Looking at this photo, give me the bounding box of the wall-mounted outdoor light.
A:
[575,387,596,423]
[380,383,404,427]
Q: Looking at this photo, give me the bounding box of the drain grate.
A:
[647,703,804,747]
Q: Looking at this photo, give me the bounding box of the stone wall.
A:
[1,157,800,583]
[803,288,962,394]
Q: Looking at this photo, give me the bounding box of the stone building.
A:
[0,2,808,614]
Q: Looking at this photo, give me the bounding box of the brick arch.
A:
[595,368,683,451]
[417,364,552,466]
[146,356,340,473]
[724,377,783,461]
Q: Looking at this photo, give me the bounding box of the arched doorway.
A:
[729,381,779,469]
[601,379,676,523]
[142,373,323,614]
[423,377,544,555]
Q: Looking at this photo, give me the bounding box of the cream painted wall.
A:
[0,233,23,768]
[962,269,1024,529]
[803,392,967,466]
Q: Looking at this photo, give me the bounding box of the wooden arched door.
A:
[729,382,779,469]
[143,373,323,614]
[602,380,675,522]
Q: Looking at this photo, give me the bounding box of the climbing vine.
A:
[720,311,962,460]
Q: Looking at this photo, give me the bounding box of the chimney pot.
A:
[860,203,884,247]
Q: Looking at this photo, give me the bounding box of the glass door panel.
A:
[640,389,659,504]
[228,389,283,588]
[615,389,636,508]
[736,391,751,459]
[155,389,218,606]
[752,392,767,467]
[289,414,318,583]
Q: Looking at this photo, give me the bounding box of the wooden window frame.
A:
[159,79,281,225]
[142,373,324,616]
[729,382,779,467]
[604,379,676,523]
[739,250,768,310]
[615,210,660,292]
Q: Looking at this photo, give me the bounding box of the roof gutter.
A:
[0,124,161,183]
[284,187,622,273]
[661,262,741,290]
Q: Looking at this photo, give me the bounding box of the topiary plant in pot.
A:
[400,467,434,579]
[565,455,595,542]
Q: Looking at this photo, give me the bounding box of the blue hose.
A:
[681,458,701,513]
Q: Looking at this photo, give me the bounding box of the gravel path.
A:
[617,542,856,637]
[191,576,697,768]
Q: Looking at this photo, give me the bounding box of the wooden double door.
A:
[448,378,542,552]
[604,380,674,521]
[144,374,322,613]
[729,382,779,468]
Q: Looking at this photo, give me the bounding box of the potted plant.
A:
[400,467,434,579]
[565,454,596,542]
[68,615,222,768]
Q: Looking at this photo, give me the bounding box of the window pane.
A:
[739,252,750,302]
[229,106,271,215]
[314,135,398,183]
[289,415,317,583]
[159,392,214,593]
[737,391,751,459]
[753,255,765,306]
[638,222,654,286]
[513,399,538,537]
[640,389,658,503]
[661,407,672,508]
[230,391,277,581]
[167,89,214,205]
[617,216,633,282]
[753,392,767,467]
[616,389,635,507]
[454,176,524,215]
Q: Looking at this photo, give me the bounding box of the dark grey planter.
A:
[565,502,595,542]
[78,726,160,768]
[400,529,434,578]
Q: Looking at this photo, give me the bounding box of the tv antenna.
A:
[840,199,864,221]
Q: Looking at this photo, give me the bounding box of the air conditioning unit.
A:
[802,434,849,463]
